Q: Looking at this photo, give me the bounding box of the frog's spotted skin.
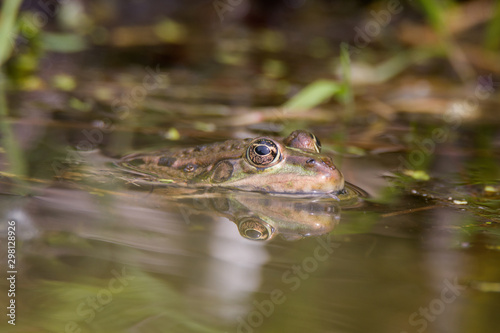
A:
[116,130,344,194]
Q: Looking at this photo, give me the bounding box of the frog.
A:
[115,130,345,194]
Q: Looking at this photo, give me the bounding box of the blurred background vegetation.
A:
[2,0,499,90]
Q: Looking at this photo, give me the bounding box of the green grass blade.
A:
[0,72,27,179]
[0,0,23,65]
[485,1,500,50]
[283,80,342,111]
[339,42,353,111]
[417,0,447,35]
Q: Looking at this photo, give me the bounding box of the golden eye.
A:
[246,138,281,167]
[238,217,275,240]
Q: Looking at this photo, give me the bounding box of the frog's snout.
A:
[310,156,344,192]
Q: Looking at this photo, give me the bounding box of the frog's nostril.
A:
[306,158,316,165]
[321,158,337,170]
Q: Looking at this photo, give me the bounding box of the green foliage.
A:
[485,1,500,50]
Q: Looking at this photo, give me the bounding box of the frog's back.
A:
[117,138,252,181]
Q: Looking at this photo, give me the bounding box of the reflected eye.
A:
[238,217,275,241]
[246,138,281,167]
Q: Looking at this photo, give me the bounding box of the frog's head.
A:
[209,130,345,194]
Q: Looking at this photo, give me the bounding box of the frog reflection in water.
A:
[167,189,343,241]
[117,130,345,194]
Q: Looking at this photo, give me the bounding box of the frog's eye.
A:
[246,138,282,167]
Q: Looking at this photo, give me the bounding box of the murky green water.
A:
[1,176,500,333]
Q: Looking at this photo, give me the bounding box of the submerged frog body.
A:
[116,130,345,194]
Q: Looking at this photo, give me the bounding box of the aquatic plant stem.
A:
[339,42,353,120]
[0,0,23,65]
[0,71,27,178]
[485,0,500,50]
[0,0,28,188]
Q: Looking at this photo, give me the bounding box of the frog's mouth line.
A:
[231,182,366,197]
[114,172,366,200]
